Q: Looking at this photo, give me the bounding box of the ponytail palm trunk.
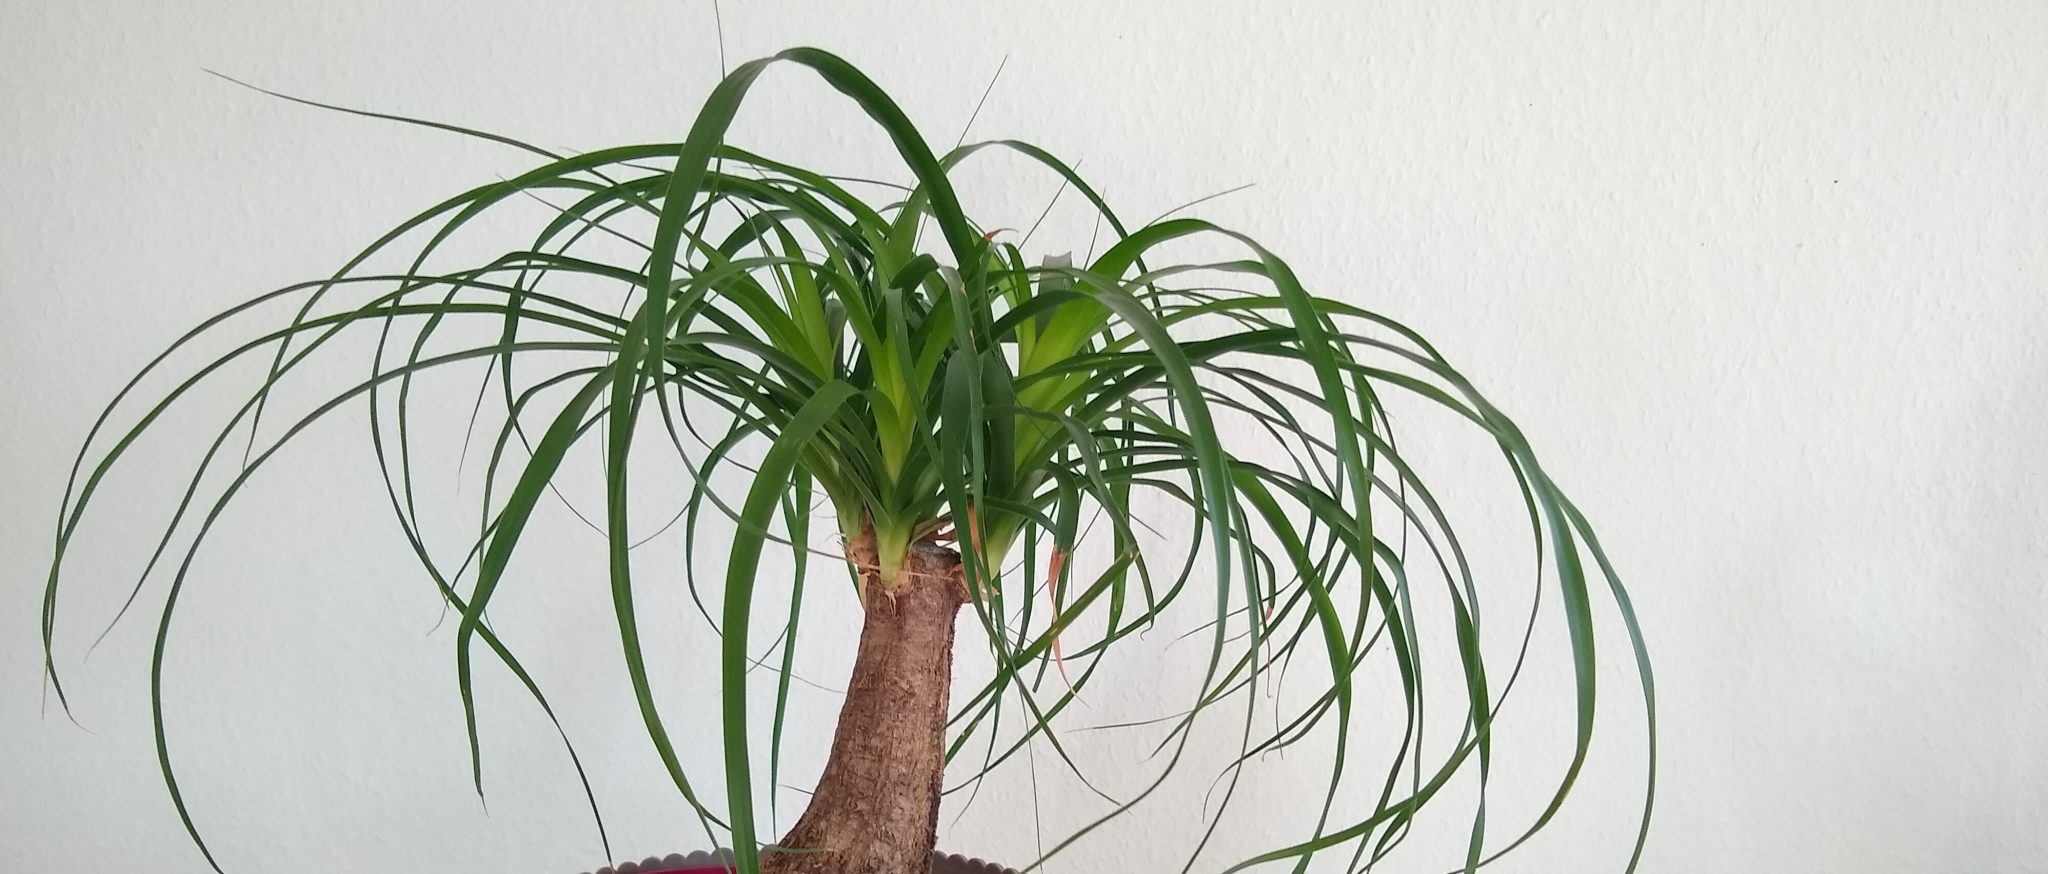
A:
[768,534,964,873]
[42,48,1654,874]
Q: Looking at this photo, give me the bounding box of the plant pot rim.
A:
[583,849,1016,874]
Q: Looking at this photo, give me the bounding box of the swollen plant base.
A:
[580,850,1015,874]
[614,534,980,874]
[765,537,967,873]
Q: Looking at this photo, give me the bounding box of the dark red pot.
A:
[583,850,1015,874]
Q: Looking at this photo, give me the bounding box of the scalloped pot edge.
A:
[582,849,1016,874]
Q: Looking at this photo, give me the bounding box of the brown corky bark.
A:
[763,534,966,874]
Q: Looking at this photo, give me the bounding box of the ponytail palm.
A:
[43,48,1654,873]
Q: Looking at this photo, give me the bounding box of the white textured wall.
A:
[4,1,2044,871]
